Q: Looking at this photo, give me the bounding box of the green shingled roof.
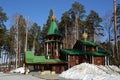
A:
[61,48,110,56]
[45,40,61,43]
[77,40,98,47]
[47,21,60,35]
[33,56,67,63]
[86,51,106,56]
[25,51,67,64]
[61,49,84,55]
[98,47,111,55]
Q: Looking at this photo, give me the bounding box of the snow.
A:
[10,67,29,74]
[0,72,43,80]
[59,63,120,80]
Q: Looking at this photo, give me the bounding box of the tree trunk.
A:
[65,25,68,48]
[113,0,119,61]
[75,15,78,40]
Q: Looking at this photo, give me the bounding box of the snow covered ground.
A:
[0,72,44,80]
[59,63,120,80]
[10,67,29,74]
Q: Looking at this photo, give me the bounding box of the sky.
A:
[0,0,120,29]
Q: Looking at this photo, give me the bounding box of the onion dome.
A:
[82,31,88,41]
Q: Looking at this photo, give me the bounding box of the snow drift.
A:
[10,67,29,74]
[59,63,120,80]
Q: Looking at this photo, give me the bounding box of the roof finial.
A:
[52,13,56,21]
[82,31,88,41]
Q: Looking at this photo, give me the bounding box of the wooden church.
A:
[25,14,111,74]
[60,33,111,67]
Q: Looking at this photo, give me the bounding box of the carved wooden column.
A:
[56,42,58,58]
[47,43,49,59]
[92,56,94,64]
[51,66,56,75]
[41,65,45,75]
[105,56,107,65]
[61,66,65,73]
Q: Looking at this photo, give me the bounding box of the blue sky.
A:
[0,0,120,29]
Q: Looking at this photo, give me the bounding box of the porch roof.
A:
[25,51,67,64]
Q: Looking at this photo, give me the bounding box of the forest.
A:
[0,1,120,71]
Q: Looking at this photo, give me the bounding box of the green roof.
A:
[61,48,85,55]
[47,21,60,35]
[77,40,98,47]
[86,51,106,56]
[33,56,67,63]
[61,48,109,56]
[25,51,34,63]
[98,47,112,55]
[25,51,67,64]
[45,40,61,43]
